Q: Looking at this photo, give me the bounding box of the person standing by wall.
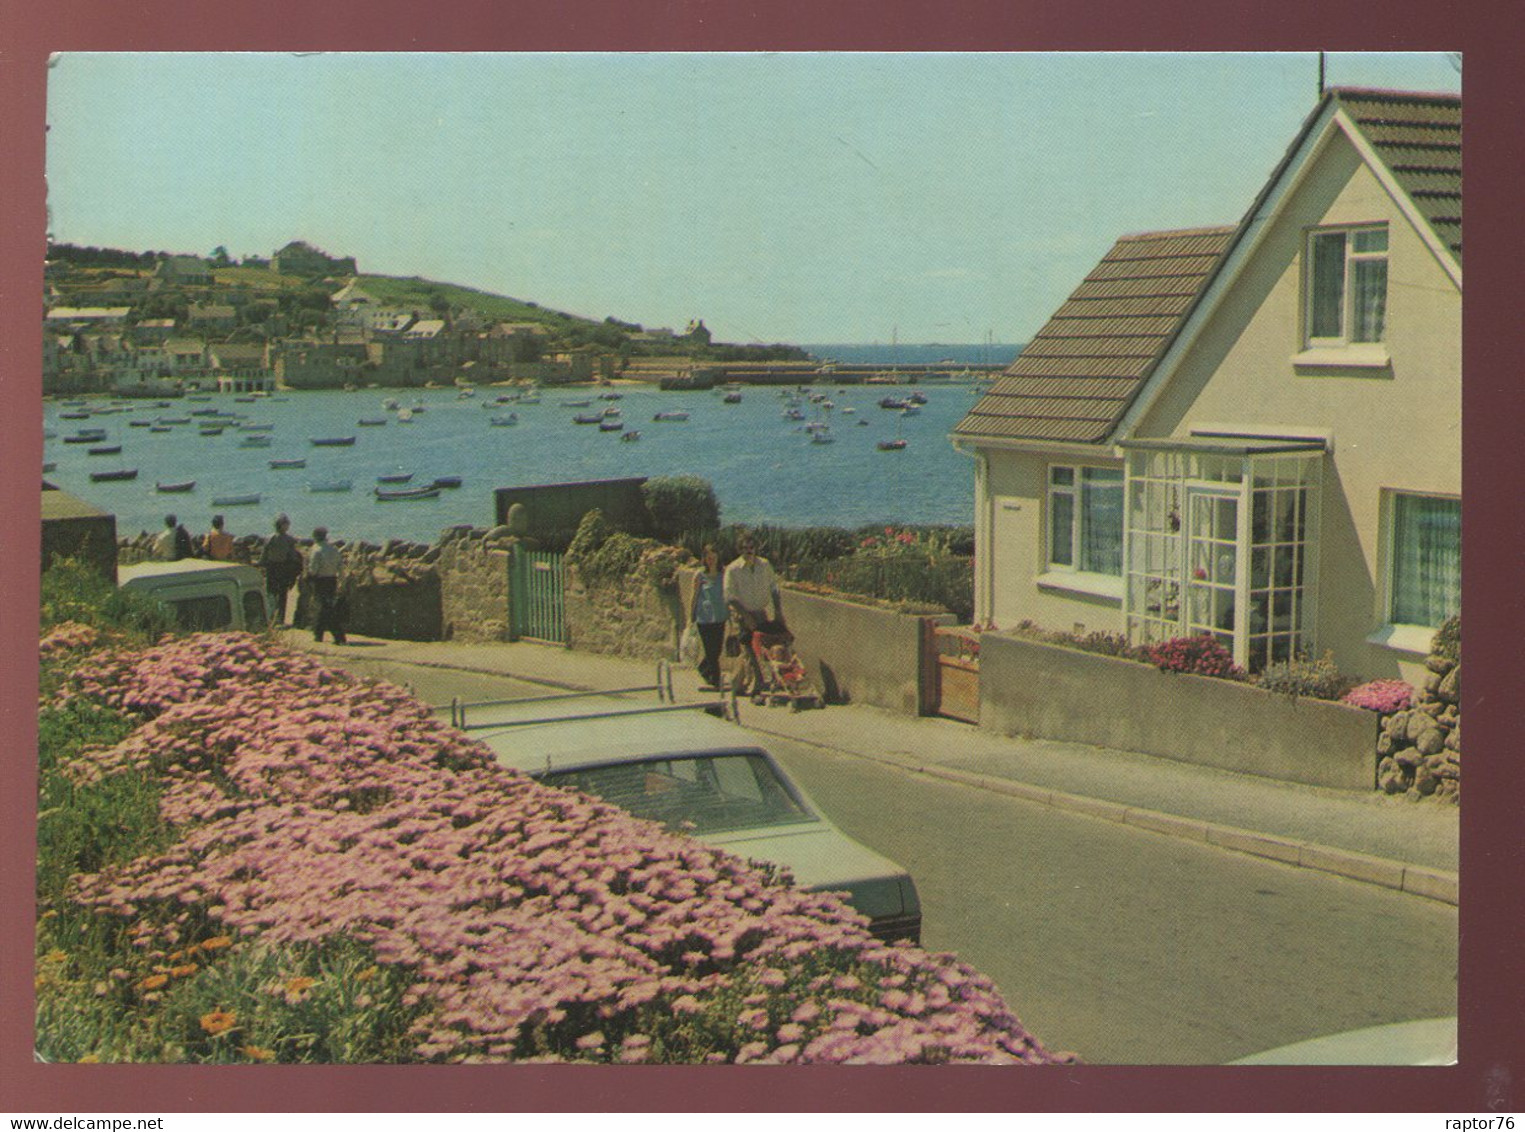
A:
[689,542,727,690]
[258,514,303,625]
[307,526,346,645]
[204,514,235,561]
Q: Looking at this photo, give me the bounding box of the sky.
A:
[43,51,1460,345]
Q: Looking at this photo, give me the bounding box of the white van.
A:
[118,560,270,632]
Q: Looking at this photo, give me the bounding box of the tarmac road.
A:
[326,648,1458,1065]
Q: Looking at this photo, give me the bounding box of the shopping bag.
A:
[680,623,700,665]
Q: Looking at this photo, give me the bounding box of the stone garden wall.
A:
[564,565,683,662]
[1376,629,1462,803]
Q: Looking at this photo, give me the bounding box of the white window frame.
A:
[1304,223,1389,349]
[1044,464,1124,583]
[1370,489,1460,655]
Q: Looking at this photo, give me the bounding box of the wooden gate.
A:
[923,624,980,722]
[510,546,567,644]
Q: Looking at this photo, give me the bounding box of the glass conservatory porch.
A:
[1120,438,1326,672]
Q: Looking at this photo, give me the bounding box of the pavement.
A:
[284,629,1460,906]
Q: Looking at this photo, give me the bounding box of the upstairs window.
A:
[1307,225,1388,345]
[1048,466,1123,576]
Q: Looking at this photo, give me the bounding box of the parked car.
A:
[1229,1017,1457,1065]
[447,683,923,944]
[117,560,269,633]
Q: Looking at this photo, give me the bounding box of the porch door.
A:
[1184,487,1244,663]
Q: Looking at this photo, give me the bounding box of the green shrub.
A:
[1256,651,1353,700]
[1431,615,1461,663]
[42,557,174,641]
[567,510,657,585]
[642,476,721,540]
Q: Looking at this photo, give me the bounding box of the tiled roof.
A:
[1332,88,1462,263]
[954,226,1235,445]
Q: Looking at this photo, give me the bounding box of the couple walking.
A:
[258,515,348,644]
[689,534,787,692]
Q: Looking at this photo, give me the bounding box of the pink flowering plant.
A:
[38,629,1066,1065]
[1341,679,1416,714]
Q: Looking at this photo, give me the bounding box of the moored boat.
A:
[269,458,307,469]
[573,413,604,425]
[87,444,122,456]
[358,417,388,426]
[211,493,261,507]
[89,468,138,482]
[310,436,357,446]
[430,476,463,489]
[489,414,517,426]
[63,430,109,443]
[598,420,624,432]
[653,410,690,421]
[877,438,908,451]
[377,473,415,484]
[199,427,226,436]
[156,480,197,493]
[239,436,273,448]
[307,479,353,493]
[374,485,441,501]
[620,430,642,442]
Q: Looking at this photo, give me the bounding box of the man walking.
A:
[723,533,787,693]
[308,526,346,645]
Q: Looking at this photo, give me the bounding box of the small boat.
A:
[238,423,274,432]
[489,414,517,426]
[561,399,592,408]
[269,458,307,469]
[620,430,642,443]
[431,475,463,489]
[375,485,440,501]
[64,430,108,443]
[149,426,173,434]
[396,409,414,423]
[856,419,870,426]
[190,408,223,417]
[211,493,261,507]
[599,420,624,432]
[877,438,909,451]
[841,406,857,414]
[87,444,122,456]
[308,479,353,493]
[129,419,154,428]
[239,436,273,448]
[158,416,191,425]
[89,468,138,482]
[187,395,212,402]
[358,417,389,426]
[723,392,743,404]
[60,411,90,420]
[908,391,929,405]
[879,397,909,410]
[199,427,226,437]
[573,413,604,425]
[599,392,623,401]
[377,473,415,485]
[653,410,690,422]
[382,398,400,411]
[156,480,196,493]
[310,436,357,447]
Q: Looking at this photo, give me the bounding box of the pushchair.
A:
[733,623,823,710]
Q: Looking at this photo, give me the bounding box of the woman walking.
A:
[689,543,727,690]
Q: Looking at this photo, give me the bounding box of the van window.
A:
[242,590,268,630]
[169,594,234,631]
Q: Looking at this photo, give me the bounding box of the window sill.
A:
[1293,345,1392,370]
[1366,623,1436,656]
[1036,571,1124,602]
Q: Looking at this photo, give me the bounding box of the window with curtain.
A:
[1049,465,1123,576]
[1306,224,1388,346]
[1391,493,1460,626]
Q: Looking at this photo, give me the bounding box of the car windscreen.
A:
[540,752,813,834]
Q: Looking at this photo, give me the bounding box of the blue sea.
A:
[44,379,995,546]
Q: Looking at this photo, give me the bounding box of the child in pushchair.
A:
[744,627,822,709]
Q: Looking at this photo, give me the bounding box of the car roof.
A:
[118,560,262,583]
[462,698,765,776]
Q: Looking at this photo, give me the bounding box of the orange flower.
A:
[241,1044,274,1062]
[170,963,199,978]
[284,976,316,995]
[139,974,169,991]
[200,936,233,952]
[355,966,378,984]
[200,1010,237,1036]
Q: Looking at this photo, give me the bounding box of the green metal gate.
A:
[510,546,568,644]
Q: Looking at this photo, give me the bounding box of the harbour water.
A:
[44,381,991,546]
